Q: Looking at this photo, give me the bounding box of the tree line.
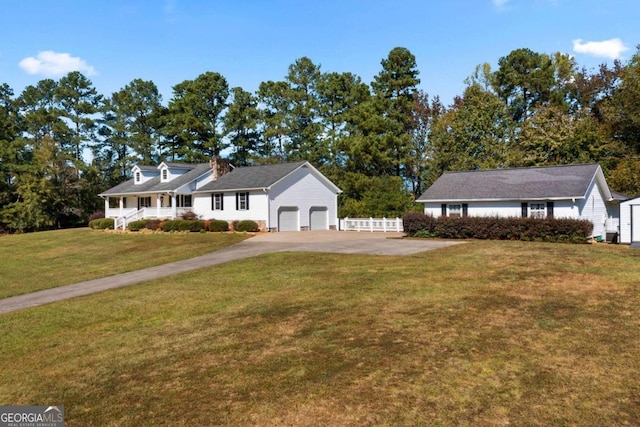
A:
[1,46,640,232]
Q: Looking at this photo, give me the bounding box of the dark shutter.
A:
[441,204,447,217]
[521,202,528,218]
[235,193,239,210]
[211,194,215,210]
[245,192,249,210]
[220,194,224,210]
[462,204,468,218]
[547,201,554,218]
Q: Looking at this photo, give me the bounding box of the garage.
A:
[278,207,299,232]
[309,206,329,230]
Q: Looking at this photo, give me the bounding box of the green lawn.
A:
[0,228,249,298]
[1,237,639,425]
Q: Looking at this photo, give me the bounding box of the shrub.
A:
[181,210,200,220]
[89,210,105,222]
[144,219,162,230]
[235,220,259,232]
[405,214,591,243]
[402,211,436,235]
[89,218,114,229]
[161,219,205,232]
[208,219,229,232]
[128,219,149,231]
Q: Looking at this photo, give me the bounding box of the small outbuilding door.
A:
[309,207,329,230]
[278,207,299,232]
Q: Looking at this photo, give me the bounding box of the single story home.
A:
[100,159,342,232]
[416,163,622,239]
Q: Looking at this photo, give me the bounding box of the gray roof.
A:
[417,164,605,202]
[195,161,309,192]
[100,163,211,196]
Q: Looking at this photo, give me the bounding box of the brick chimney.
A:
[210,157,231,181]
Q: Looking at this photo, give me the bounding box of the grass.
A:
[1,237,640,425]
[0,228,250,298]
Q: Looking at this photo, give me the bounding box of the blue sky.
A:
[1,0,638,106]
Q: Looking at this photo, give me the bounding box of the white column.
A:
[119,197,124,216]
[104,198,109,216]
[156,194,161,218]
[172,194,177,219]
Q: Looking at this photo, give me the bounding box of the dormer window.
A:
[162,169,168,181]
[135,172,141,183]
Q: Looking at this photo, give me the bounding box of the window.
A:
[530,203,546,218]
[138,197,151,209]
[162,169,168,180]
[236,192,249,210]
[448,204,462,218]
[212,193,224,210]
[177,194,192,208]
[135,172,141,183]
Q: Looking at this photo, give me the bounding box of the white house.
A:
[100,159,342,232]
[416,163,622,239]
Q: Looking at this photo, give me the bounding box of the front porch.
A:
[103,193,194,230]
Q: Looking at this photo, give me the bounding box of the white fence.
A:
[340,217,404,232]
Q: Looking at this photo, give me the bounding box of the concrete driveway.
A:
[0,231,461,314]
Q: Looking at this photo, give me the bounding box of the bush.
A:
[235,220,260,232]
[207,219,229,232]
[89,218,114,229]
[404,212,591,243]
[128,219,149,231]
[403,211,436,235]
[161,219,205,232]
[181,211,200,220]
[89,210,105,222]
[144,219,162,230]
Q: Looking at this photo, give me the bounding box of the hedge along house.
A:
[416,163,622,239]
[100,159,342,232]
[192,161,342,232]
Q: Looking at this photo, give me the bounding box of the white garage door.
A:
[278,207,299,232]
[309,207,328,230]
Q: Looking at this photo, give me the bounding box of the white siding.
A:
[620,197,640,244]
[192,191,269,222]
[577,180,608,237]
[424,201,580,219]
[269,166,338,230]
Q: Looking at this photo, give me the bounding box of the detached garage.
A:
[193,161,342,232]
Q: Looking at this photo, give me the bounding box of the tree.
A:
[284,57,324,163]
[368,46,420,177]
[166,71,229,161]
[316,71,370,169]
[257,80,291,162]
[101,79,163,170]
[492,48,556,122]
[55,71,103,162]
[427,84,511,181]
[224,87,261,166]
[407,90,443,196]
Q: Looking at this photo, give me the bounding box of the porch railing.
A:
[112,207,194,230]
[340,217,403,232]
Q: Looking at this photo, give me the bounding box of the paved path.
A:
[0,231,461,314]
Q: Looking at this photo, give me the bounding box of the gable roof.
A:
[99,163,211,196]
[194,161,341,193]
[416,164,610,202]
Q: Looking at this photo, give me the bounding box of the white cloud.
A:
[572,38,629,60]
[19,51,96,77]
